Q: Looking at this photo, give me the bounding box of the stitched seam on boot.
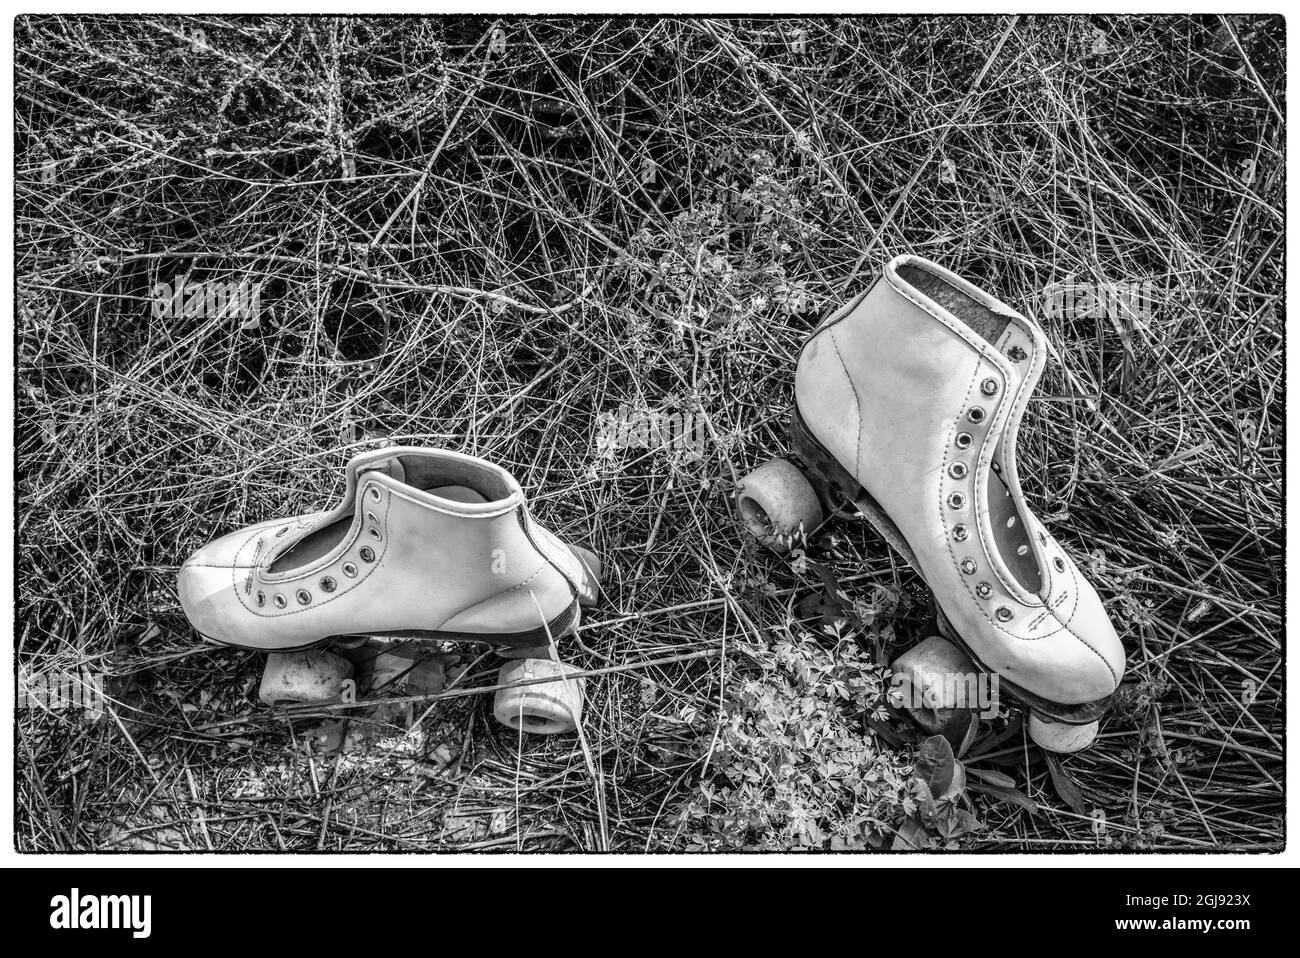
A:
[975,560,1116,686]
[958,586,1116,683]
[827,329,863,479]
[1043,560,1119,685]
[1029,589,1071,631]
[435,565,549,631]
[522,511,581,597]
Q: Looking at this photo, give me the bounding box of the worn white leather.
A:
[177,447,585,650]
[796,256,1125,704]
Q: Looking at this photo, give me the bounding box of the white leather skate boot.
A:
[178,447,600,733]
[739,255,1124,751]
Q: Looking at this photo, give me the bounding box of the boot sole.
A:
[201,598,581,657]
[790,405,1110,726]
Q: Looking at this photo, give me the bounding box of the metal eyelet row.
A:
[254,488,383,611]
[953,378,1013,623]
[970,584,1013,622]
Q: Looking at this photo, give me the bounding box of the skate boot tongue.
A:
[265,453,407,573]
[427,485,488,504]
[896,262,1013,347]
[353,455,488,502]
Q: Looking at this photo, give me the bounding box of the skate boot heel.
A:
[789,406,862,508]
[791,407,926,575]
[566,543,602,609]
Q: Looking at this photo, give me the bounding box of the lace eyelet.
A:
[995,606,1013,622]
[256,591,266,607]
[369,528,382,541]
[1008,346,1027,362]
[273,594,287,609]
[952,524,968,542]
[1053,557,1066,573]
[975,582,992,599]
[981,378,999,396]
[960,558,977,575]
[320,576,337,593]
[968,408,986,424]
[948,492,966,510]
[955,432,973,450]
[342,562,358,578]
[369,487,382,502]
[949,462,968,479]
[359,546,375,563]
[296,589,311,605]
[275,526,289,537]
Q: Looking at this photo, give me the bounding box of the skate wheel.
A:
[494,658,584,735]
[259,650,354,706]
[567,544,602,608]
[736,459,824,554]
[1029,714,1098,753]
[891,636,984,736]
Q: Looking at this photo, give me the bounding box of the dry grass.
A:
[15,14,1283,852]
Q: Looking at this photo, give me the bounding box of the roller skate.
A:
[738,255,1125,753]
[178,447,601,734]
